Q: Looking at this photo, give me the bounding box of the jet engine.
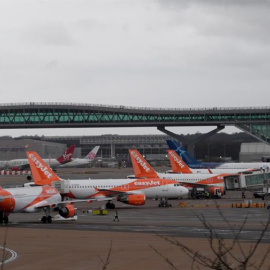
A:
[117,194,145,205]
[59,204,76,218]
[0,190,15,212]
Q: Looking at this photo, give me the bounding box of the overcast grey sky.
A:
[0,0,269,137]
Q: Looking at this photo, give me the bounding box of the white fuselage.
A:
[0,186,61,213]
[215,162,270,171]
[3,159,61,169]
[64,178,188,199]
[167,168,250,174]
[128,173,225,188]
[60,158,93,168]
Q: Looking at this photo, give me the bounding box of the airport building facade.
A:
[0,137,70,160]
[1,134,269,164]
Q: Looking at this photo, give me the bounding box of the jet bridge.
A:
[224,172,270,190]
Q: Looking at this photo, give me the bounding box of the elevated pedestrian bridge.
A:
[0,103,269,144]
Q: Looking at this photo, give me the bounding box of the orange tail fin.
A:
[167,150,193,174]
[129,149,159,178]
[27,151,61,185]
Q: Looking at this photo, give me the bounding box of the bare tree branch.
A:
[152,209,270,270]
[150,244,178,270]
[98,240,113,270]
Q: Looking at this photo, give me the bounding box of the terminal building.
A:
[0,136,70,160]
[2,134,270,164]
[239,142,270,162]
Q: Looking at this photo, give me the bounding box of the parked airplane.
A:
[167,139,270,171]
[167,150,254,175]
[0,145,75,170]
[26,151,189,209]
[60,146,100,168]
[0,185,103,224]
[129,149,229,197]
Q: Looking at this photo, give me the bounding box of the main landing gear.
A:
[105,201,115,209]
[41,207,52,223]
[158,198,172,208]
[0,211,9,224]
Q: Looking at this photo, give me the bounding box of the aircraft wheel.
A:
[106,203,115,209]
[41,216,47,223]
[3,216,8,224]
[0,212,3,224]
[47,216,52,223]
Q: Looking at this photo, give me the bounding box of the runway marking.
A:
[0,246,18,265]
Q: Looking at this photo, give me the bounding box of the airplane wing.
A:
[92,187,142,197]
[34,197,114,209]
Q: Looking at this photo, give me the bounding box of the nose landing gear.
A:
[158,198,172,207]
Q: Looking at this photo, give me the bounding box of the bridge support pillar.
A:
[157,125,225,158]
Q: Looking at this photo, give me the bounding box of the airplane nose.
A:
[181,186,189,195]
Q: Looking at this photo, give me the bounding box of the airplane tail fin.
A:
[166,140,201,166]
[84,146,100,160]
[56,145,75,164]
[167,150,193,173]
[27,151,61,186]
[129,149,159,178]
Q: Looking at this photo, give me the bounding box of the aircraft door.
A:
[162,180,169,191]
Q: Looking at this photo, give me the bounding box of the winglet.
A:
[129,149,159,178]
[57,145,75,164]
[27,151,61,186]
[85,146,100,160]
[167,150,193,174]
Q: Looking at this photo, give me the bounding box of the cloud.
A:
[22,22,76,47]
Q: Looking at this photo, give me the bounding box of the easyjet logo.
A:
[134,180,160,186]
[130,151,150,172]
[169,151,184,168]
[29,153,52,179]
[44,188,57,195]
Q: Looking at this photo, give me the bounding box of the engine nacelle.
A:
[59,204,76,218]
[117,194,145,205]
[23,182,36,187]
[0,190,15,212]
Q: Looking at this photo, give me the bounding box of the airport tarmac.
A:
[1,167,270,269]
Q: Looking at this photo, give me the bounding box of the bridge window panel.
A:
[251,113,265,120]
[13,114,25,124]
[174,115,190,122]
[86,114,100,122]
[235,113,251,121]
[0,115,6,123]
[100,114,113,122]
[245,174,265,186]
[70,111,85,123]
[190,115,205,121]
[43,113,55,123]
[54,111,70,123]
[144,115,159,122]
[26,113,41,123]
